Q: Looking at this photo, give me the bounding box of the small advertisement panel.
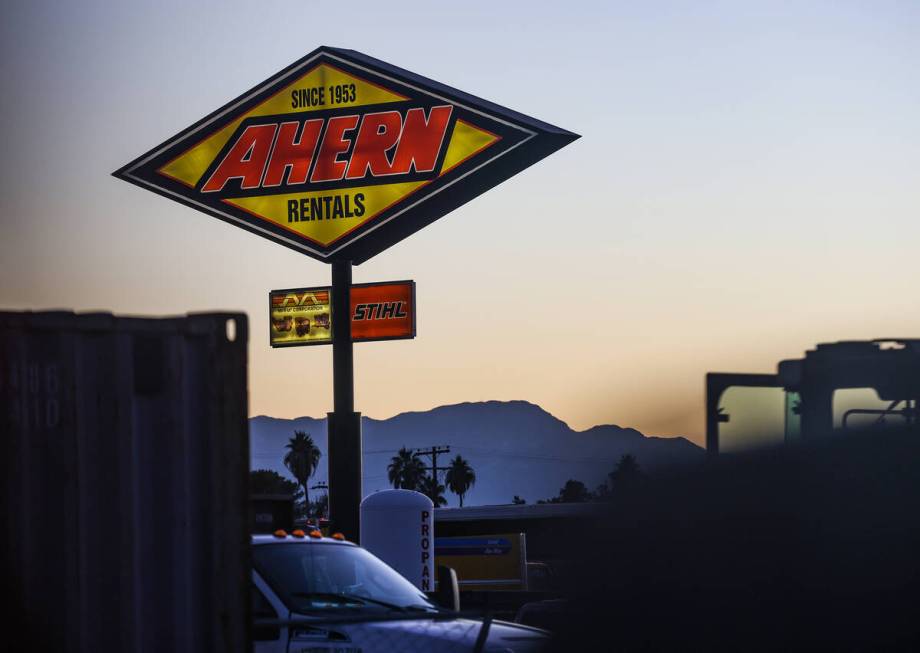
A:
[269,281,415,347]
[269,287,332,347]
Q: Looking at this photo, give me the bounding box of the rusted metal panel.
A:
[1,311,250,653]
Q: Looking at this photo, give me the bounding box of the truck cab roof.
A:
[252,531,356,546]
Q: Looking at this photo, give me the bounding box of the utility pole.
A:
[310,481,329,521]
[414,446,451,481]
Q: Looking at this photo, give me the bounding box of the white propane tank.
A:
[360,489,434,592]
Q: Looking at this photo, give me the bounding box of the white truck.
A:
[251,531,550,652]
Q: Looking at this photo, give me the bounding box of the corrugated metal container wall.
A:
[1,311,250,653]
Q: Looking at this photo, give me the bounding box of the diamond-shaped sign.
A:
[114,46,578,263]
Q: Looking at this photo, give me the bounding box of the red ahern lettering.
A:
[263,119,323,187]
[311,115,360,183]
[202,123,277,192]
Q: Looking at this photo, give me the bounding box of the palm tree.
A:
[445,455,476,507]
[417,475,447,507]
[387,447,425,490]
[283,431,321,515]
[608,453,644,493]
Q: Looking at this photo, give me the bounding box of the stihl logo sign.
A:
[115,47,577,263]
[354,302,407,321]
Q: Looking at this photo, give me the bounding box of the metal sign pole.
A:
[327,260,362,541]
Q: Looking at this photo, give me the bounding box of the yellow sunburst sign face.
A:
[115,47,578,263]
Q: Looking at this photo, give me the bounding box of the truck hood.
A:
[287,617,549,652]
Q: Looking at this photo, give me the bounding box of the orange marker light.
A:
[332,532,346,541]
[273,529,287,538]
[309,530,323,539]
[291,529,306,538]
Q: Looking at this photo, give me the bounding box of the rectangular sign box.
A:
[269,287,333,347]
[269,280,415,348]
[434,533,528,591]
[351,280,416,343]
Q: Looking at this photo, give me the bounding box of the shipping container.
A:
[1,311,250,653]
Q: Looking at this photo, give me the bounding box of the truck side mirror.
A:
[437,565,460,612]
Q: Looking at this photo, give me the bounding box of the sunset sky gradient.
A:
[2,1,919,445]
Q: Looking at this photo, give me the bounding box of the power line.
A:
[254,445,622,465]
[450,444,622,465]
[413,445,451,482]
[369,445,620,464]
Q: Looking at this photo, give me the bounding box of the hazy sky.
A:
[2,1,918,445]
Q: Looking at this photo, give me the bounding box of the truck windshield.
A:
[252,543,436,615]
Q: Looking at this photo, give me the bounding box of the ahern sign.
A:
[114,46,578,264]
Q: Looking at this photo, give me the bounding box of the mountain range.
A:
[250,400,703,507]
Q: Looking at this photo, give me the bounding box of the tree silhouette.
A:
[512,495,526,505]
[387,447,426,490]
[418,475,448,507]
[250,469,303,502]
[608,453,645,494]
[445,455,476,507]
[558,479,590,503]
[283,431,321,515]
[593,482,611,501]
